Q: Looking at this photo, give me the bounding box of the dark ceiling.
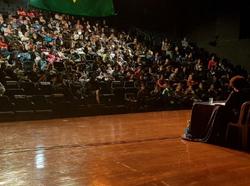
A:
[112,0,245,34]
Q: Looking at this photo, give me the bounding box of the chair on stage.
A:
[225,101,250,149]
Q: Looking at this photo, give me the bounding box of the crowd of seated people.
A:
[0,8,249,114]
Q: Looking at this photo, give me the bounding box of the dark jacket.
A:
[224,88,250,122]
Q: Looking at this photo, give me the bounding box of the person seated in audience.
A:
[207,84,218,99]
[183,75,250,145]
[194,58,203,72]
[0,36,8,50]
[137,82,148,106]
[156,74,167,93]
[172,83,185,105]
[208,55,217,71]
[181,37,189,48]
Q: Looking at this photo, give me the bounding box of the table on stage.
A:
[188,101,225,139]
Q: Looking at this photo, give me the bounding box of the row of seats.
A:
[3,80,138,90]
[0,92,140,121]
[0,94,93,121]
[1,79,193,121]
[0,94,69,112]
[3,80,139,103]
[0,80,140,121]
[4,81,62,94]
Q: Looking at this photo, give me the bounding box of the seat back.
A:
[5,89,25,99]
[31,95,51,110]
[39,82,53,95]
[13,95,34,111]
[111,81,123,89]
[99,81,112,94]
[6,81,19,89]
[20,81,38,95]
[124,81,135,88]
[51,93,66,104]
[0,96,13,112]
[238,101,250,125]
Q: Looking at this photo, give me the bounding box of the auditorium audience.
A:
[0,8,249,108]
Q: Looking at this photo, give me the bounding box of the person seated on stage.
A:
[183,75,250,144]
[222,75,250,122]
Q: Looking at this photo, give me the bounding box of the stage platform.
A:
[1,110,250,186]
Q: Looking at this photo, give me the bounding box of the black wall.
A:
[112,0,216,36]
[240,2,250,39]
[112,0,244,39]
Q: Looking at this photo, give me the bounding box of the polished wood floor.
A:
[1,110,250,186]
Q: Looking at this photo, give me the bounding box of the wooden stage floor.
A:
[1,110,250,186]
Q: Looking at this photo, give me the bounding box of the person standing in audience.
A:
[86,76,101,104]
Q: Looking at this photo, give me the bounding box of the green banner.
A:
[29,0,115,17]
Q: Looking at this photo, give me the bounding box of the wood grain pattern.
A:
[1,110,250,186]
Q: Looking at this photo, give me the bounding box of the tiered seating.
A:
[0,7,248,122]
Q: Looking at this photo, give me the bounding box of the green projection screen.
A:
[29,0,115,17]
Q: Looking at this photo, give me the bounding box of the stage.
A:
[1,110,250,185]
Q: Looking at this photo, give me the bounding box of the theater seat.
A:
[125,92,138,112]
[51,94,72,115]
[5,89,25,100]
[19,81,39,95]
[5,80,19,89]
[225,101,250,149]
[111,81,125,105]
[111,81,123,89]
[38,82,53,95]
[99,81,114,106]
[13,95,34,120]
[125,87,138,94]
[112,88,125,105]
[124,81,135,88]
[0,96,15,121]
[31,95,52,112]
